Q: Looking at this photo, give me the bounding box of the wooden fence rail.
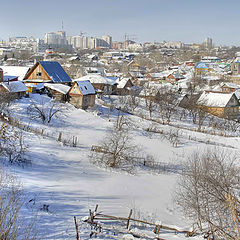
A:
[78,205,195,239]
[91,145,182,173]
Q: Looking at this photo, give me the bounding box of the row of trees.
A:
[119,86,210,131]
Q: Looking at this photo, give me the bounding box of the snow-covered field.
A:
[3,94,240,239]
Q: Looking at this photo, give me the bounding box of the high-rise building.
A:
[69,35,112,49]
[44,31,67,46]
[204,37,213,49]
[102,35,112,48]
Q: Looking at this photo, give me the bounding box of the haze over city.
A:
[1,1,240,240]
[1,0,240,45]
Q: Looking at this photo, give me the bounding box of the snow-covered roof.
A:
[234,57,240,63]
[44,83,70,94]
[197,91,236,107]
[74,74,115,85]
[0,66,30,81]
[75,80,96,95]
[1,81,28,93]
[149,70,174,79]
[115,78,131,88]
[220,82,240,89]
[25,83,37,88]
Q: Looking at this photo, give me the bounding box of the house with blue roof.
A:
[68,80,96,109]
[23,61,72,91]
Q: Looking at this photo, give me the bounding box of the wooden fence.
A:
[74,205,195,240]
[0,114,80,148]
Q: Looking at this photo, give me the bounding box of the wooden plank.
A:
[74,216,80,240]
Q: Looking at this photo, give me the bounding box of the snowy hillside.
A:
[3,94,239,239]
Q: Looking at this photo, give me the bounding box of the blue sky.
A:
[0,0,239,45]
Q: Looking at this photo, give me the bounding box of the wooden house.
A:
[0,68,27,98]
[74,74,117,95]
[23,61,72,92]
[0,81,28,98]
[68,80,96,109]
[178,93,201,109]
[0,66,30,81]
[127,60,146,73]
[44,83,70,102]
[166,72,185,83]
[220,82,240,93]
[115,77,134,95]
[194,62,209,76]
[197,91,239,119]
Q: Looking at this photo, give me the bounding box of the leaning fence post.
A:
[126,209,133,230]
[58,132,62,142]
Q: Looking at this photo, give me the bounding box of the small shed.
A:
[0,81,28,98]
[68,80,96,109]
[44,83,70,102]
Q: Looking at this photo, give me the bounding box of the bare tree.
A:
[27,99,64,124]
[0,124,28,164]
[156,87,178,124]
[90,116,139,172]
[176,149,240,240]
[119,91,140,113]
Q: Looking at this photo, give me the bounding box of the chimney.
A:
[0,68,3,82]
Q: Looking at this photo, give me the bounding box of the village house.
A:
[0,68,27,98]
[23,61,72,92]
[127,60,146,77]
[74,74,116,95]
[178,93,201,109]
[166,72,185,83]
[220,82,240,93]
[194,62,210,76]
[231,56,240,75]
[114,77,134,95]
[68,80,96,109]
[0,65,30,81]
[196,91,239,119]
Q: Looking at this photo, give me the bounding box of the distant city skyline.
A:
[1,0,240,45]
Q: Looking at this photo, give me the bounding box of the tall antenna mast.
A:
[62,20,64,31]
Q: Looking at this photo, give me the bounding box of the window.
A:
[36,72,42,77]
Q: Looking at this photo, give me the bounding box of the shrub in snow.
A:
[0,123,28,164]
[176,149,240,240]
[0,169,37,239]
[90,116,142,173]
